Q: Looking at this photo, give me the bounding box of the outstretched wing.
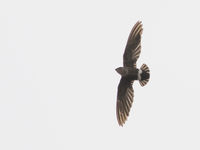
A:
[116,77,134,126]
[123,21,143,67]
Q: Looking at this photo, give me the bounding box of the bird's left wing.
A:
[116,77,134,126]
[123,21,143,67]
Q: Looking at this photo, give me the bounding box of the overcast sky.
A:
[0,0,200,149]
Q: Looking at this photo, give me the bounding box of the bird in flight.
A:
[115,21,150,126]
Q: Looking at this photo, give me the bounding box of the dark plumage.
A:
[115,21,150,126]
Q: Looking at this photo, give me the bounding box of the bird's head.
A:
[115,67,128,76]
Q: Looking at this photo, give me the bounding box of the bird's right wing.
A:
[116,77,134,126]
[123,21,143,68]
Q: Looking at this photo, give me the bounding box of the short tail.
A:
[139,64,150,87]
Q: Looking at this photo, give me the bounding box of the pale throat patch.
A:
[138,69,142,81]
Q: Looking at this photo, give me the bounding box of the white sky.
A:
[0,0,200,149]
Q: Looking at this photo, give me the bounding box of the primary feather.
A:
[123,21,143,68]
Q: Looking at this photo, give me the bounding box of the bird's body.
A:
[115,21,150,126]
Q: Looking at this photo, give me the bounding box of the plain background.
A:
[0,0,200,149]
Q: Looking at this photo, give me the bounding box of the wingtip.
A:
[119,123,123,127]
[116,100,126,127]
[136,20,142,25]
[117,119,124,127]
